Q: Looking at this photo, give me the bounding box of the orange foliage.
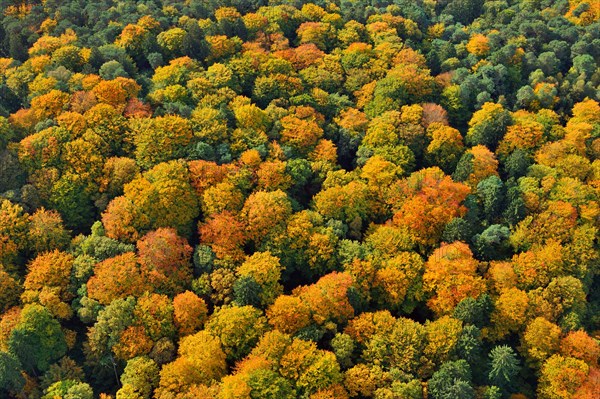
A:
[188,160,237,196]
[294,271,355,327]
[466,145,499,187]
[280,106,324,152]
[466,34,490,56]
[123,98,152,118]
[173,291,208,336]
[30,89,70,121]
[257,160,292,191]
[267,295,312,335]
[497,120,545,158]
[423,242,486,315]
[92,77,141,110]
[87,252,146,305]
[574,368,600,399]
[559,330,600,366]
[22,250,74,319]
[335,108,369,134]
[241,190,292,244]
[391,167,470,247]
[113,325,154,361]
[137,228,193,295]
[199,211,246,261]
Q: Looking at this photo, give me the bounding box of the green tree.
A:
[206,305,268,362]
[117,356,159,399]
[8,304,68,373]
[488,345,521,393]
[42,380,93,399]
[427,360,475,399]
[465,103,512,150]
[0,351,25,395]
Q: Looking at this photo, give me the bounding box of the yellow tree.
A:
[237,252,284,307]
[521,317,562,367]
[22,250,74,319]
[155,331,227,399]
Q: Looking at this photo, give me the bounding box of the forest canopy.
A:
[0,0,599,398]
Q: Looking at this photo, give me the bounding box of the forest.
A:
[0,0,599,398]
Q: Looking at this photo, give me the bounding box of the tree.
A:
[26,208,70,256]
[237,252,283,307]
[425,124,464,174]
[0,270,20,314]
[182,20,209,60]
[86,297,136,361]
[29,89,70,122]
[49,172,97,231]
[489,287,529,340]
[423,242,486,315]
[98,157,140,206]
[391,167,471,248]
[331,333,355,369]
[83,104,129,155]
[488,345,521,393]
[117,356,159,399]
[559,330,600,366]
[92,78,140,111]
[102,160,199,243]
[52,45,84,71]
[465,103,511,150]
[43,380,93,399]
[0,351,25,395]
[314,180,371,231]
[241,190,292,246]
[22,250,75,319]
[267,295,312,335]
[202,181,245,216]
[155,331,226,399]
[521,317,562,367]
[86,253,146,305]
[279,338,342,396]
[137,228,193,295]
[0,117,15,151]
[476,175,505,222]
[538,355,589,399]
[344,364,386,397]
[427,360,474,399]
[206,305,268,362]
[442,0,485,24]
[373,252,425,313]
[453,146,499,189]
[473,224,511,261]
[296,272,355,329]
[133,293,175,342]
[40,357,85,392]
[8,304,67,373]
[423,316,464,372]
[173,291,208,337]
[466,34,490,57]
[199,211,247,261]
[132,115,194,169]
[280,106,324,154]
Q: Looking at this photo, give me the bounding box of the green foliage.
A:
[428,360,475,399]
[8,304,67,373]
[488,345,521,392]
[0,352,25,394]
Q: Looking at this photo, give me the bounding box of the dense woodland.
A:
[0,0,599,398]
